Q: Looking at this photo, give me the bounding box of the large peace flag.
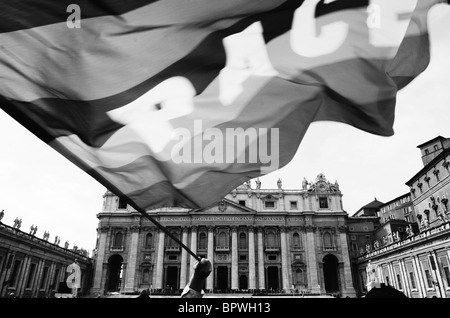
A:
[0,0,447,210]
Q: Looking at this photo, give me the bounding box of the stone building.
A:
[90,173,356,297]
[0,220,93,298]
[378,193,416,225]
[352,136,450,298]
[347,198,383,258]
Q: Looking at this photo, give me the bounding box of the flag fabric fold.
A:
[0,0,446,210]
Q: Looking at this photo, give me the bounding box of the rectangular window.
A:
[409,272,417,289]
[439,256,450,288]
[26,263,37,289]
[52,269,60,289]
[429,255,437,270]
[396,274,402,290]
[424,269,433,289]
[361,272,367,292]
[238,200,246,206]
[239,254,247,261]
[290,201,297,210]
[319,197,328,208]
[10,260,22,287]
[268,255,277,261]
[118,197,127,209]
[168,255,177,261]
[443,266,450,288]
[40,266,49,290]
[264,201,275,209]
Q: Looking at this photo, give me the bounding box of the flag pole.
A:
[134,206,201,262]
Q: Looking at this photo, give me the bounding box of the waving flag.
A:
[0,0,447,210]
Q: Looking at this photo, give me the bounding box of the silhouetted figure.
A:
[365,284,407,298]
[137,289,150,298]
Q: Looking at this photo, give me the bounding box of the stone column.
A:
[45,262,56,294]
[207,226,215,290]
[305,225,320,293]
[124,225,140,293]
[231,226,238,290]
[248,226,256,290]
[16,256,31,297]
[91,226,109,295]
[377,265,384,286]
[399,259,411,297]
[155,229,165,289]
[280,226,290,291]
[0,252,13,296]
[179,227,189,289]
[188,226,198,279]
[257,227,265,290]
[338,226,356,297]
[33,259,44,297]
[387,262,396,288]
[412,256,426,297]
[430,251,445,297]
[410,257,424,297]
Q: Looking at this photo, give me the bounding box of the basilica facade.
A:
[90,174,356,297]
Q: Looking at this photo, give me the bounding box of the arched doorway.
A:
[107,254,124,292]
[323,254,340,293]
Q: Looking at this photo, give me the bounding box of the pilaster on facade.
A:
[231,226,239,290]
[339,231,356,297]
[305,226,320,293]
[257,226,265,290]
[280,226,290,291]
[179,227,189,289]
[206,226,214,290]
[90,225,109,295]
[124,226,140,293]
[154,230,165,289]
[248,226,256,290]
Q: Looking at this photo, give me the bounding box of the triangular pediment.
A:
[191,198,256,215]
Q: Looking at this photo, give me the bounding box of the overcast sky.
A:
[1,5,449,253]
